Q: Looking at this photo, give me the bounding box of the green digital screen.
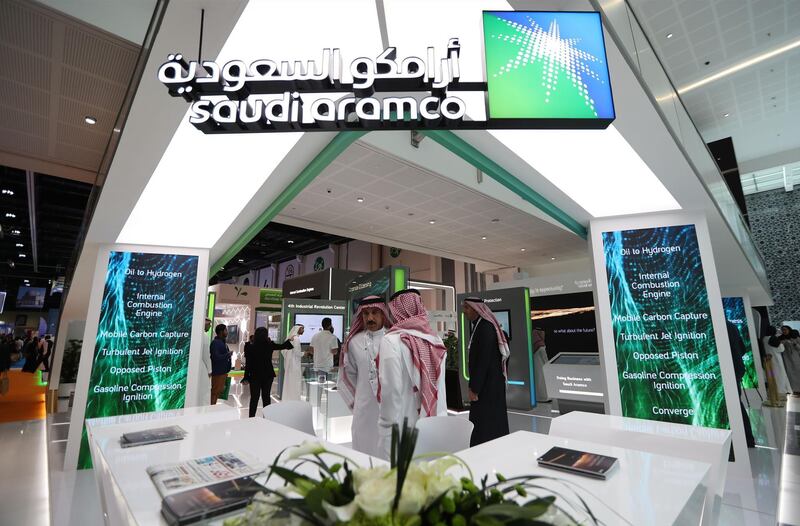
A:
[77,251,198,468]
[602,225,729,429]
[723,297,758,389]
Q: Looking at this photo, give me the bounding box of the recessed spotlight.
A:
[723,113,730,117]
[5,213,15,218]
[428,220,436,224]
[704,60,711,66]
[18,253,26,258]
[113,127,121,133]
[287,240,294,244]
[491,218,500,223]
[551,257,556,261]
[356,197,365,203]
[520,248,526,252]
[1,189,13,195]
[666,33,673,39]
[407,212,414,216]
[11,229,20,235]
[15,243,23,248]
[84,116,97,125]
[237,259,244,263]
[481,236,487,240]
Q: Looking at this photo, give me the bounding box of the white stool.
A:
[414,416,474,456]
[262,400,316,436]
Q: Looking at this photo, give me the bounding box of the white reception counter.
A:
[88,408,712,525]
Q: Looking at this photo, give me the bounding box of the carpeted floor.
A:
[0,370,46,423]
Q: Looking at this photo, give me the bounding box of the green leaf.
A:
[330,463,342,473]
[514,485,527,497]
[475,501,554,521]
[452,514,467,526]
[495,473,506,482]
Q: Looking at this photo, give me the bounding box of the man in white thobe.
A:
[377,289,447,460]
[338,296,392,456]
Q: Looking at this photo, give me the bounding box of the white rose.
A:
[355,473,396,517]
[322,499,359,522]
[353,466,391,492]
[398,478,426,516]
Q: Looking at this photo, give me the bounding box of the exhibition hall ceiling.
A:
[0,0,141,183]
[211,223,348,284]
[628,0,800,168]
[276,142,589,268]
[0,165,92,296]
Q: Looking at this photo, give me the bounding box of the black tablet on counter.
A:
[161,476,265,525]
[537,446,618,480]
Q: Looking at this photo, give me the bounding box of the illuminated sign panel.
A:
[158,11,614,132]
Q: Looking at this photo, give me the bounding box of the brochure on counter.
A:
[536,446,618,480]
[161,476,266,526]
[147,452,265,498]
[120,425,187,448]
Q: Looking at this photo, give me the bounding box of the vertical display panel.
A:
[601,225,729,429]
[77,251,199,468]
[722,297,758,389]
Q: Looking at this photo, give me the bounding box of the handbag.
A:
[219,375,232,400]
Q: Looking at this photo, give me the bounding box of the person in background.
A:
[763,326,792,400]
[532,328,550,403]
[779,325,800,394]
[245,327,293,417]
[242,334,254,385]
[199,318,213,405]
[281,325,305,401]
[43,335,53,372]
[209,324,232,405]
[0,335,11,374]
[21,336,40,373]
[377,289,447,460]
[338,296,392,456]
[462,297,510,447]
[726,321,756,448]
[308,318,338,373]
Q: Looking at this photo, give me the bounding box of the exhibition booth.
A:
[42,1,782,525]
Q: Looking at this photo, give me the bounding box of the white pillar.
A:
[588,211,751,474]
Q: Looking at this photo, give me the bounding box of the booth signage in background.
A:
[722,297,758,389]
[601,225,729,430]
[157,11,614,133]
[346,266,409,315]
[259,288,283,306]
[76,252,199,468]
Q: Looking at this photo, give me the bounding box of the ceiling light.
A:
[1,189,13,195]
[428,220,436,224]
[679,36,800,94]
[490,126,679,217]
[84,116,97,125]
[11,229,20,235]
[5,213,15,218]
[18,253,26,258]
[287,240,294,244]
[723,113,730,117]
[520,248,526,252]
[551,257,556,260]
[237,259,244,263]
[15,243,23,248]
[666,33,673,39]
[113,128,121,133]
[356,197,365,203]
[491,218,500,223]
[481,236,487,240]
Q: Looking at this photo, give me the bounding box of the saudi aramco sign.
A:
[158,11,615,133]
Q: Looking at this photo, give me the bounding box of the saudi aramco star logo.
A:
[483,11,615,121]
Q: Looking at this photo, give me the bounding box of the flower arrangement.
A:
[226,420,599,526]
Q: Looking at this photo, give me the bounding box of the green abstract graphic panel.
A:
[77,252,199,468]
[602,225,729,429]
[723,297,758,389]
[483,11,614,120]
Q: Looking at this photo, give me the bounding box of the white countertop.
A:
[455,431,711,526]
[90,413,378,525]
